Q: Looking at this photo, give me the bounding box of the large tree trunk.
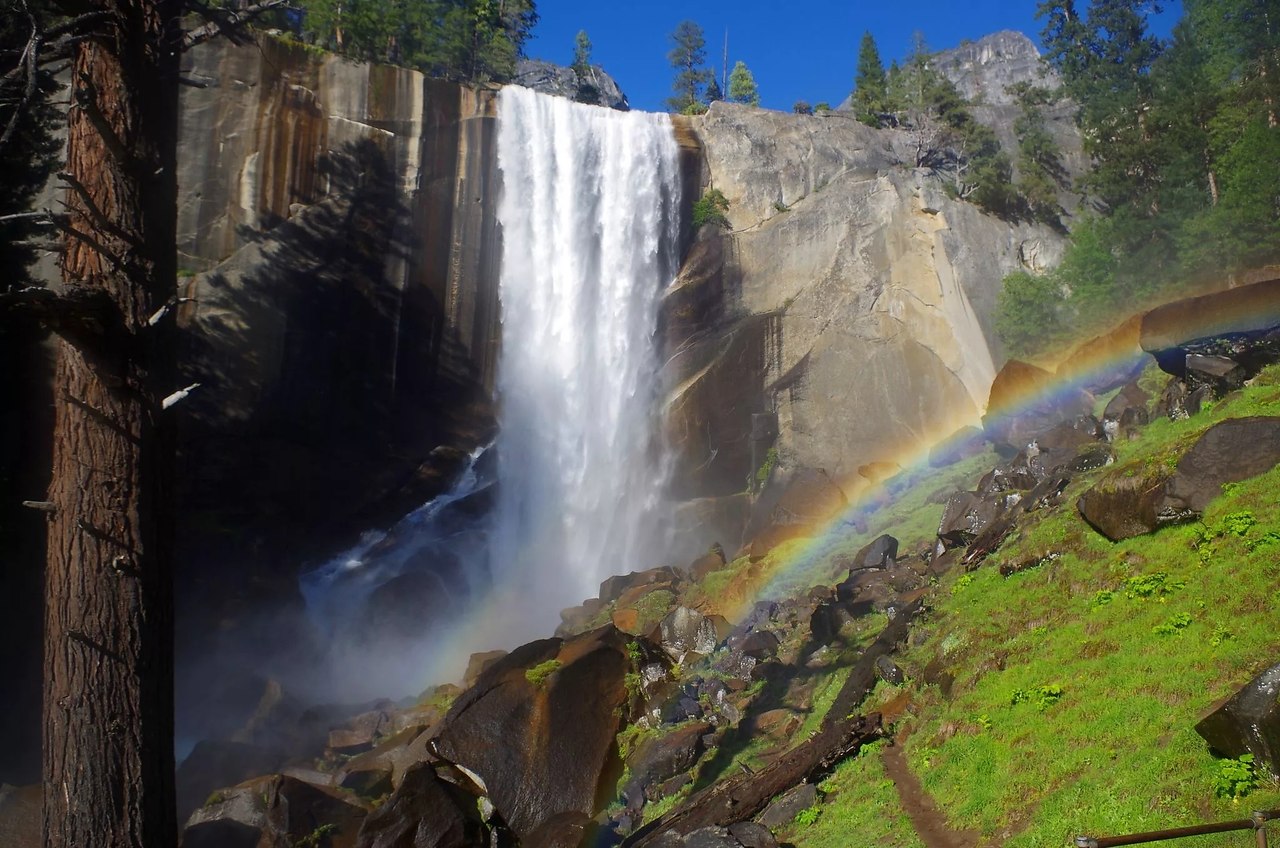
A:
[42,3,182,847]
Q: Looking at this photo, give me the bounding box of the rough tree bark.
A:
[41,2,183,846]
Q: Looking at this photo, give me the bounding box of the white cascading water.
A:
[294,88,681,693]
[487,86,682,637]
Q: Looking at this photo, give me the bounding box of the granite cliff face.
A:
[663,101,1070,530]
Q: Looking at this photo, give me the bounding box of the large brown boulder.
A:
[1079,417,1280,540]
[430,626,633,840]
[983,359,1092,453]
[1141,277,1280,365]
[1195,663,1280,779]
[353,763,487,848]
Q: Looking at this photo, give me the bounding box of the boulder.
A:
[623,721,713,807]
[1185,354,1246,394]
[849,534,899,571]
[689,546,729,581]
[524,811,598,848]
[756,782,817,830]
[1195,663,1280,779]
[1103,380,1151,427]
[875,656,906,685]
[1141,277,1280,377]
[183,774,368,848]
[328,705,396,754]
[463,650,508,689]
[556,598,606,637]
[983,359,1093,453]
[728,821,780,848]
[1163,417,1280,514]
[937,491,1003,549]
[601,567,680,605]
[1079,416,1280,540]
[659,607,724,662]
[431,626,633,840]
[353,762,486,848]
[176,739,285,825]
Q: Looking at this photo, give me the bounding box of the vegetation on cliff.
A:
[998,0,1280,360]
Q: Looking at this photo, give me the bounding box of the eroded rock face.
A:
[183,774,368,848]
[353,763,486,848]
[513,59,629,110]
[431,626,633,840]
[664,101,1071,500]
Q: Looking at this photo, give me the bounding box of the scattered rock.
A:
[431,626,632,840]
[352,762,485,848]
[463,650,509,688]
[184,774,368,848]
[1164,417,1280,514]
[176,739,285,825]
[983,359,1093,454]
[660,607,725,662]
[756,782,817,829]
[728,820,779,848]
[875,656,906,685]
[623,721,713,808]
[1195,662,1280,779]
[937,492,1002,549]
[850,534,899,570]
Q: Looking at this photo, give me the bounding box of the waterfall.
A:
[488,86,682,635]
[294,88,681,693]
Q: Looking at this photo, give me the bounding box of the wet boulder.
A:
[849,534,898,571]
[1102,380,1151,439]
[1077,465,1177,541]
[1185,354,1247,395]
[524,811,598,848]
[983,359,1093,454]
[600,567,681,605]
[176,739,286,825]
[757,783,817,829]
[622,721,713,808]
[430,626,633,840]
[659,607,726,662]
[937,492,1003,549]
[353,762,486,848]
[1195,662,1280,779]
[1141,277,1280,378]
[183,774,368,848]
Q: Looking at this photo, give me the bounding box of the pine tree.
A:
[572,29,591,75]
[666,20,714,113]
[852,30,888,126]
[727,60,759,106]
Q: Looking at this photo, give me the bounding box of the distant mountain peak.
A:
[931,30,1061,106]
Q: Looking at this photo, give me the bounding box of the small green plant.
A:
[203,791,226,807]
[1011,684,1064,711]
[1151,612,1193,636]
[1124,572,1186,600]
[692,188,731,229]
[976,714,994,732]
[525,659,562,687]
[1213,754,1258,799]
[1209,624,1233,647]
[951,573,977,595]
[1091,589,1115,609]
[1219,511,1257,537]
[293,823,338,848]
[773,200,790,213]
[755,446,778,488]
[794,805,821,826]
[1247,531,1280,552]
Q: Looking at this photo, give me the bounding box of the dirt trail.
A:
[881,740,981,848]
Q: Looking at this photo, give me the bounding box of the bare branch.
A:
[161,383,201,410]
[0,4,39,152]
[21,500,56,513]
[182,0,292,51]
[0,211,57,225]
[0,284,123,351]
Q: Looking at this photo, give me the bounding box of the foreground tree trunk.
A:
[42,2,182,846]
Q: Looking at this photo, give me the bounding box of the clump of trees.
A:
[997,0,1280,360]
[666,21,761,114]
[294,0,538,82]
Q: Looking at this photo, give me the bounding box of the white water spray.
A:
[488,86,682,636]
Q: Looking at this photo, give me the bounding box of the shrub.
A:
[1213,754,1257,799]
[692,188,731,229]
[525,659,562,687]
[794,805,821,826]
[1011,684,1064,711]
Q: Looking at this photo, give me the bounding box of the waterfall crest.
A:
[489,86,681,634]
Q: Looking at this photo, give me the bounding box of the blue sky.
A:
[526,1,1183,113]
